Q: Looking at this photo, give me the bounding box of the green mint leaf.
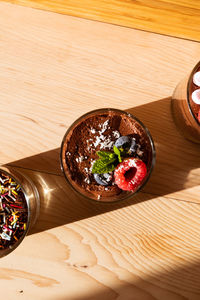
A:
[97,151,113,159]
[92,157,117,174]
[103,164,116,173]
[113,146,122,163]
[113,146,120,156]
[92,162,116,174]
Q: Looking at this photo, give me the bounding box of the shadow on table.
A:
[127,97,200,197]
[5,97,200,234]
[55,259,200,300]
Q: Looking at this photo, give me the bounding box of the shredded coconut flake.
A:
[94,136,101,147]
[100,139,114,150]
[75,156,84,163]
[89,160,95,172]
[128,159,137,167]
[84,177,90,184]
[105,174,112,182]
[137,149,143,156]
[86,138,93,143]
[99,120,109,134]
[113,130,120,139]
[99,134,106,141]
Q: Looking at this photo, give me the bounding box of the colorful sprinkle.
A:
[0,171,28,250]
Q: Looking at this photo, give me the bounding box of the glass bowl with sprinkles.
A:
[0,167,39,257]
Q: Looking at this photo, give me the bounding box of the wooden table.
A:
[0,2,200,299]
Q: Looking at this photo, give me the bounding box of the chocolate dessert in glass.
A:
[171,61,200,143]
[60,108,155,202]
[0,167,39,257]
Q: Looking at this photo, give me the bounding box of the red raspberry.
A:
[114,158,147,192]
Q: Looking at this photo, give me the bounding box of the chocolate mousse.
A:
[61,108,155,201]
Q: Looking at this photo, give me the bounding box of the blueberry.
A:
[114,136,131,149]
[114,136,137,154]
[129,139,137,154]
[93,173,113,186]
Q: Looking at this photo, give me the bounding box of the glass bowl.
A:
[171,61,200,143]
[60,108,156,203]
[0,166,40,258]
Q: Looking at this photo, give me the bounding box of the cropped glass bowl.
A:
[171,61,200,143]
[0,166,40,258]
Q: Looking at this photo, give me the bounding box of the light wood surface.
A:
[2,0,200,42]
[0,2,200,299]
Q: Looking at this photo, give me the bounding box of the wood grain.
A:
[0,3,200,299]
[1,179,200,299]
[2,0,200,42]
[0,3,200,202]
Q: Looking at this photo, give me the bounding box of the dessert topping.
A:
[84,177,90,184]
[99,120,110,133]
[191,89,200,105]
[114,136,138,155]
[129,139,137,154]
[93,173,113,186]
[114,158,147,191]
[89,120,120,150]
[193,71,200,87]
[113,131,120,139]
[114,136,130,149]
[91,128,96,134]
[91,134,147,191]
[91,147,122,174]
[75,156,84,163]
[0,172,28,250]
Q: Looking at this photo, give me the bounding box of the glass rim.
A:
[60,108,156,203]
[0,167,31,258]
[187,60,200,127]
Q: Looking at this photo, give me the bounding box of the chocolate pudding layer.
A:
[61,109,154,201]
